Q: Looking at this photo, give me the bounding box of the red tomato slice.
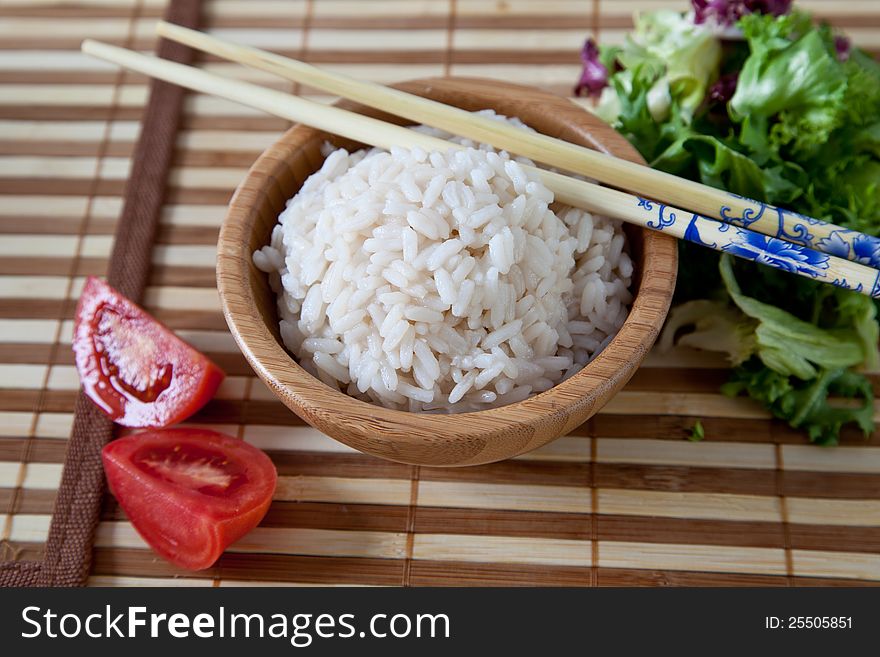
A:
[102,428,277,570]
[73,276,224,427]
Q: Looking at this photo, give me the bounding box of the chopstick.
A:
[80,39,880,299]
[155,20,880,271]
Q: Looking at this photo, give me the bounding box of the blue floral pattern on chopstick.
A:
[831,279,864,294]
[721,227,829,277]
[817,230,880,268]
[634,196,880,298]
[645,203,677,231]
[720,193,880,269]
[719,197,766,230]
[684,215,716,248]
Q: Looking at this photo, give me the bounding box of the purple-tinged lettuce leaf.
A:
[744,0,792,17]
[693,0,746,26]
[574,38,609,98]
[834,35,851,61]
[693,0,792,26]
[706,72,739,104]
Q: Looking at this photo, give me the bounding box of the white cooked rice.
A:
[254,111,633,412]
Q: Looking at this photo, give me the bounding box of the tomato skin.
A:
[73,276,225,427]
[102,428,277,571]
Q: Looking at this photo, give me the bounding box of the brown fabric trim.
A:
[0,560,42,587]
[0,0,203,588]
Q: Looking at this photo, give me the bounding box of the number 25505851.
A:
[765,617,852,629]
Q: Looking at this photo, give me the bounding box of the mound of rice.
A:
[254,112,633,412]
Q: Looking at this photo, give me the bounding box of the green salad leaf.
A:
[687,420,706,442]
[661,255,871,379]
[732,13,846,156]
[597,10,721,124]
[722,363,874,445]
[588,3,880,444]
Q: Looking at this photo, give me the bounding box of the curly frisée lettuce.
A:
[722,364,875,445]
[582,2,880,444]
[731,13,847,156]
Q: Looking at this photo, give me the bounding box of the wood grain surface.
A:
[2,0,880,586]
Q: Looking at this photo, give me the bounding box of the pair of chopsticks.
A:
[81,23,880,299]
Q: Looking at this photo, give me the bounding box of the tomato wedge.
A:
[103,428,277,570]
[73,276,224,427]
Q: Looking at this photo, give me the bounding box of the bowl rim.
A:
[217,76,677,465]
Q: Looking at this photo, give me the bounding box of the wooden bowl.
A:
[217,77,677,467]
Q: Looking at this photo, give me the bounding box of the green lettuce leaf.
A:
[593,7,880,444]
[607,64,692,164]
[732,14,847,156]
[723,363,874,445]
[597,10,720,124]
[663,256,869,381]
[719,255,866,378]
[655,134,777,201]
[658,299,757,364]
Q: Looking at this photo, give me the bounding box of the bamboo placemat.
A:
[1,0,879,587]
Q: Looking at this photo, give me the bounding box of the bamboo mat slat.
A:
[1,0,879,587]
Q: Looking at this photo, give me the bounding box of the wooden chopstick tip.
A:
[81,39,135,67]
[80,39,101,56]
[155,20,177,38]
[80,39,123,64]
